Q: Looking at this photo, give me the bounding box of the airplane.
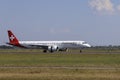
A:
[7,30,91,53]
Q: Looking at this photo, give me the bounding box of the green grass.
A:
[0,49,119,80]
[0,52,119,67]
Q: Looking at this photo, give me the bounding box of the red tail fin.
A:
[8,30,19,45]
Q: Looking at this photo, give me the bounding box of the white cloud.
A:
[89,0,114,14]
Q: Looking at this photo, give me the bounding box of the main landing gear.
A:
[43,50,47,53]
[80,50,82,53]
[43,50,54,53]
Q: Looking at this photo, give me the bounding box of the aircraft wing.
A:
[28,44,48,49]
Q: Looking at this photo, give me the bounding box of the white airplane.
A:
[7,30,91,53]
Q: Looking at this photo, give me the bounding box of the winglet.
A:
[7,30,19,45]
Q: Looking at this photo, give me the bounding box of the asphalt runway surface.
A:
[1,52,120,54]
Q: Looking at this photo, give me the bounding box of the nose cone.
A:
[87,44,91,47]
[84,44,91,47]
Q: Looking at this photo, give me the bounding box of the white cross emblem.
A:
[10,35,15,41]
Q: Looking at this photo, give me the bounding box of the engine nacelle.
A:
[48,45,58,52]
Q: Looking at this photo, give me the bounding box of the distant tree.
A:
[0,45,13,49]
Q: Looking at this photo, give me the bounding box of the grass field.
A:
[0,49,120,80]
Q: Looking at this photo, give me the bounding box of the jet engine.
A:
[48,45,58,52]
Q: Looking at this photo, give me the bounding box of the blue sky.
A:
[0,0,120,46]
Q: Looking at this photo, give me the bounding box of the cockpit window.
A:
[82,42,87,44]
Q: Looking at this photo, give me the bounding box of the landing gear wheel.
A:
[50,50,53,53]
[43,50,47,53]
[80,50,82,53]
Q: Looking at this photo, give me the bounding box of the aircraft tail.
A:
[7,30,19,45]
